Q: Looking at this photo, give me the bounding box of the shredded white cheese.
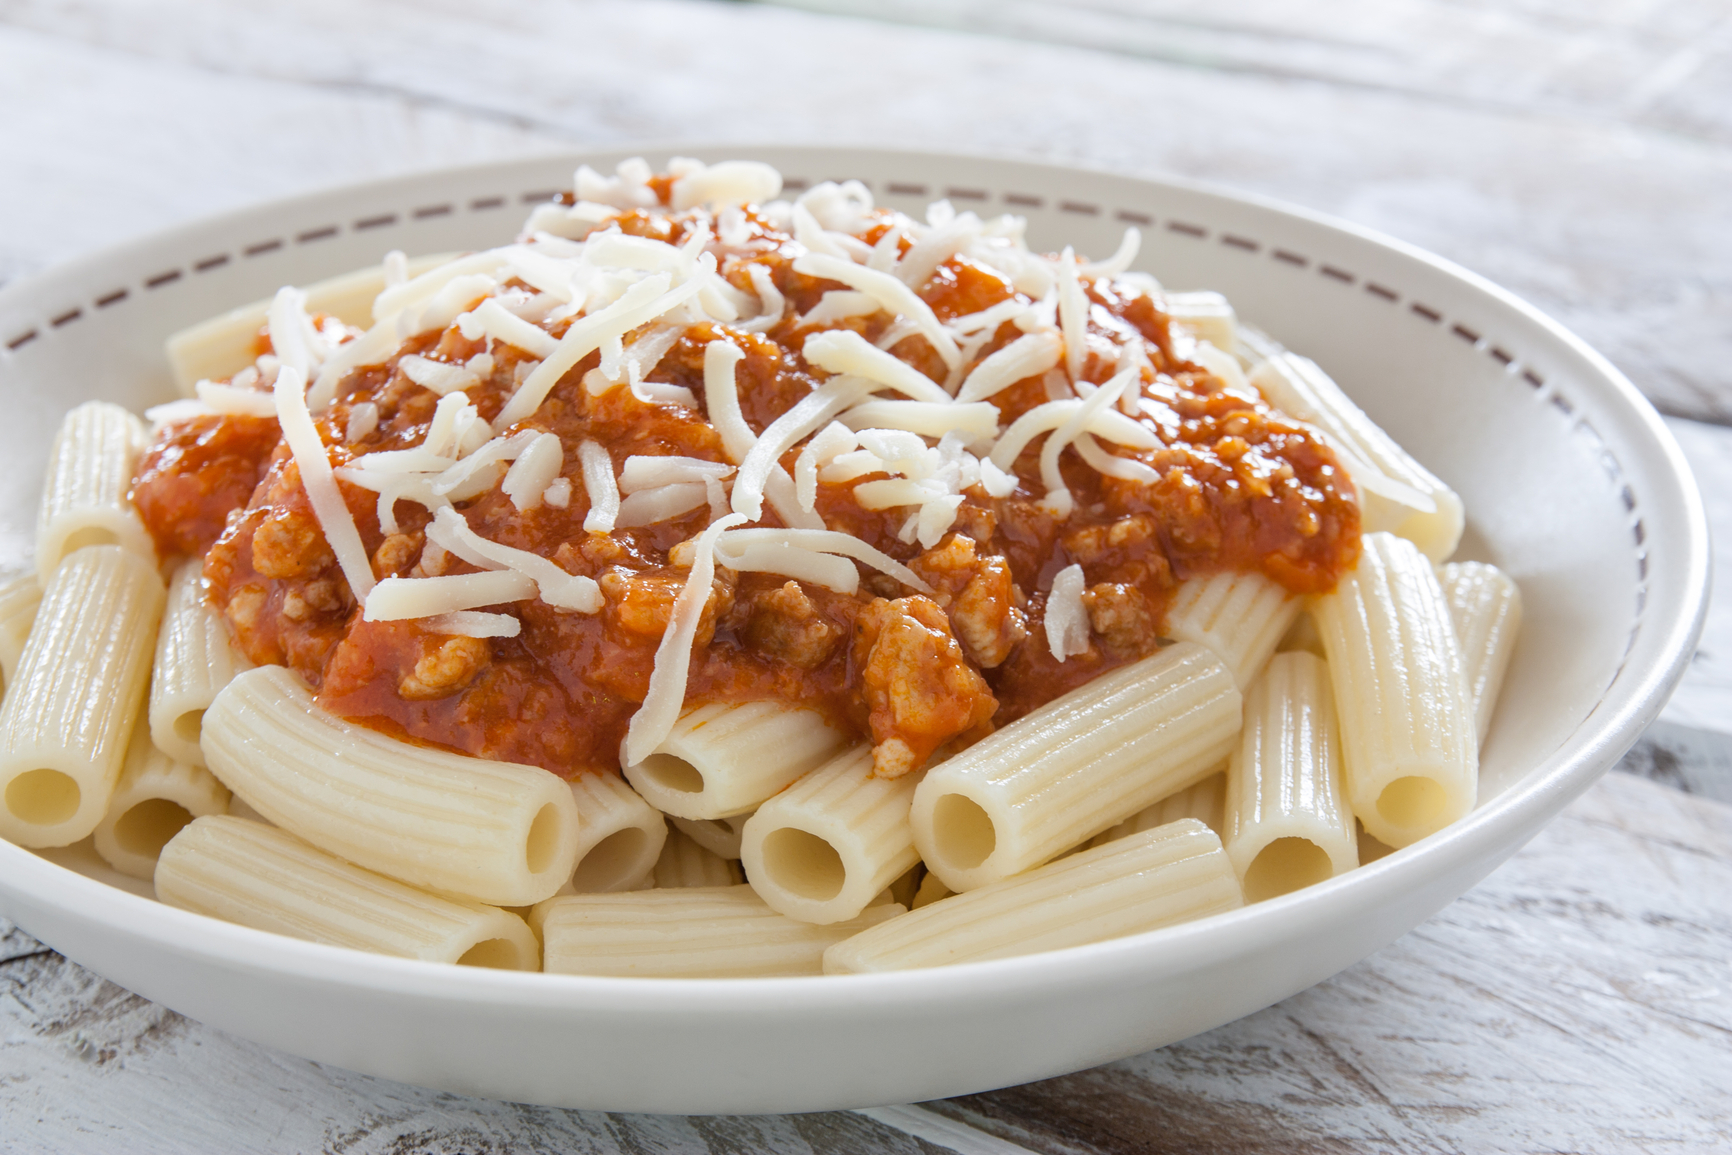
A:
[194,380,278,417]
[426,610,522,638]
[618,456,735,493]
[579,440,620,533]
[272,366,376,600]
[426,507,602,613]
[622,512,749,766]
[955,331,1063,403]
[800,330,951,404]
[1045,564,1090,662]
[501,432,563,511]
[1079,227,1141,278]
[839,400,999,442]
[712,528,933,594]
[617,483,710,527]
[364,571,537,621]
[791,253,962,371]
[1038,370,1140,517]
[730,374,880,521]
[399,354,481,398]
[500,274,701,426]
[456,298,560,359]
[1057,247,1090,386]
[798,289,879,329]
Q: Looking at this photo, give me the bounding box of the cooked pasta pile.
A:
[0,158,1522,975]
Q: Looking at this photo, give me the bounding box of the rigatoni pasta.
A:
[93,727,230,880]
[1314,533,1477,848]
[157,816,539,969]
[35,401,154,583]
[1164,570,1300,689]
[911,643,1240,892]
[0,571,41,688]
[740,744,922,924]
[825,819,1242,973]
[652,828,743,889]
[670,813,750,860]
[1223,652,1357,901]
[0,544,164,848]
[1438,561,1523,745]
[149,559,250,768]
[537,886,902,978]
[1093,768,1226,846]
[202,666,581,906]
[566,769,668,893]
[624,700,850,820]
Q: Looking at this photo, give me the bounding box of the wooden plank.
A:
[0,0,1727,422]
[922,771,1732,1153]
[759,0,1732,144]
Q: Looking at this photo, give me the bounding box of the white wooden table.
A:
[2,2,1729,1149]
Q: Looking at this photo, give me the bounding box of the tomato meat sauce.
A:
[130,198,1360,781]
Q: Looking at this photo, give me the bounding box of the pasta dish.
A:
[0,158,1522,976]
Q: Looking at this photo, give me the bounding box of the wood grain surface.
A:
[1,2,1728,1150]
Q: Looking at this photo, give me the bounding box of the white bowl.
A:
[0,147,1708,1114]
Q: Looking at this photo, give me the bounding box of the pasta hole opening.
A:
[60,527,119,556]
[457,937,524,969]
[572,828,649,891]
[172,709,205,748]
[6,769,80,827]
[930,794,995,870]
[637,753,704,795]
[524,803,561,875]
[1242,837,1333,902]
[1377,776,1447,832]
[761,827,846,901]
[114,798,193,859]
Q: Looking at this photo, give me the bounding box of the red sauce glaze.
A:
[130,414,281,558]
[130,198,1360,780]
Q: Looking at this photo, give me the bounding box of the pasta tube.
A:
[149,560,251,767]
[1250,354,1463,561]
[0,571,41,688]
[1438,562,1523,745]
[537,886,903,978]
[740,745,922,925]
[1164,570,1301,689]
[202,666,581,906]
[670,813,750,859]
[1276,608,1325,657]
[1093,767,1226,846]
[623,700,849,820]
[1223,652,1357,901]
[0,545,164,848]
[165,252,456,391]
[911,871,952,909]
[35,402,153,583]
[1314,533,1476,848]
[1164,290,1236,355]
[911,642,1241,891]
[825,818,1242,973]
[157,816,539,969]
[652,827,743,889]
[93,728,230,880]
[567,770,667,893]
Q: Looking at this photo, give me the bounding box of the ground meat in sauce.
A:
[128,193,1360,780]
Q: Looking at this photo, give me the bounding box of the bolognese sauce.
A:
[130,176,1360,781]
